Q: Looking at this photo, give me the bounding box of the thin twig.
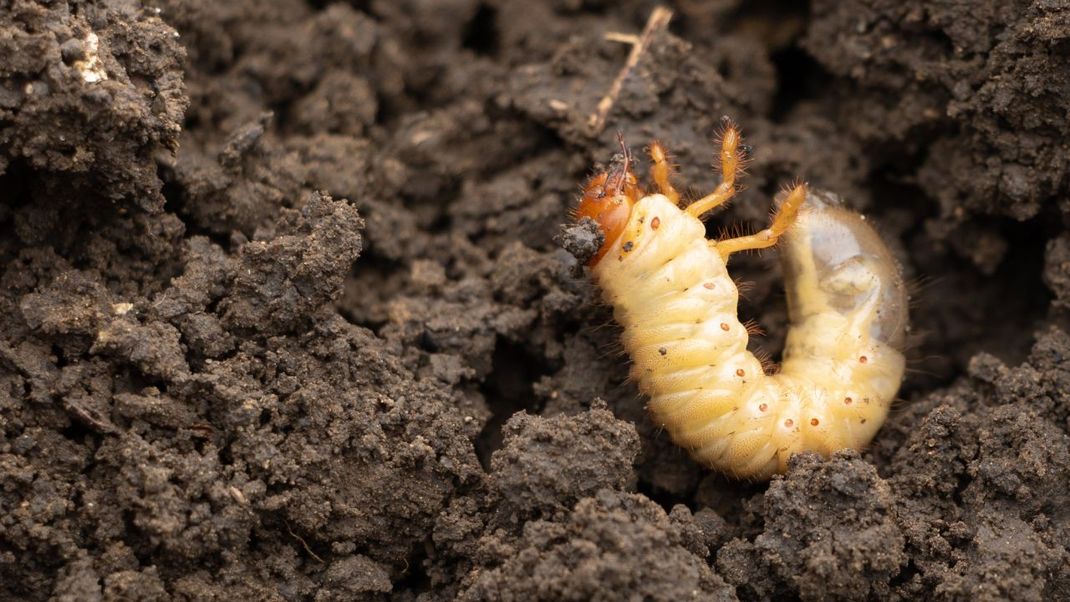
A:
[588,6,674,135]
[286,521,325,563]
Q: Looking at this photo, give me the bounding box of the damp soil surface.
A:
[3,1,1070,600]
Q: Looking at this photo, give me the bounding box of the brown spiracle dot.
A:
[859,355,868,364]
[758,403,768,412]
[735,368,745,377]
[658,347,667,356]
[651,216,661,230]
[844,396,853,405]
[623,241,635,252]
[784,419,794,428]
[720,322,730,331]
[810,418,819,426]
[703,282,715,289]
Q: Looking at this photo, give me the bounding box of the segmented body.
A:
[590,192,906,479]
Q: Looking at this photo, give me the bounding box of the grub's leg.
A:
[649,142,681,205]
[713,183,807,261]
[685,119,746,218]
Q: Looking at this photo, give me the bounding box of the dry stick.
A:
[286,521,325,563]
[588,6,674,135]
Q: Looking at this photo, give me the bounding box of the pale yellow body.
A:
[592,193,906,479]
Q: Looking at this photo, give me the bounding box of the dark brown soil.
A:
[2,1,1069,600]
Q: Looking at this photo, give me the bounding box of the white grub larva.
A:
[574,122,908,479]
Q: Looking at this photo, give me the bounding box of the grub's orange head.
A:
[574,144,642,264]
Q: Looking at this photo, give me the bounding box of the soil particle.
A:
[556,218,604,268]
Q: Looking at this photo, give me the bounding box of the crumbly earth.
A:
[2,0,1069,600]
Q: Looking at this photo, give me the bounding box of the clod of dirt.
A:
[806,0,1070,222]
[219,190,364,335]
[430,405,654,595]
[19,269,113,337]
[718,451,905,601]
[882,327,1070,600]
[317,554,392,600]
[490,403,641,520]
[1044,233,1070,309]
[556,218,604,267]
[0,0,187,210]
[168,112,310,238]
[292,71,378,137]
[457,489,736,601]
[91,318,189,381]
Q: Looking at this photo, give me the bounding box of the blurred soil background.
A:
[2,0,1070,600]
